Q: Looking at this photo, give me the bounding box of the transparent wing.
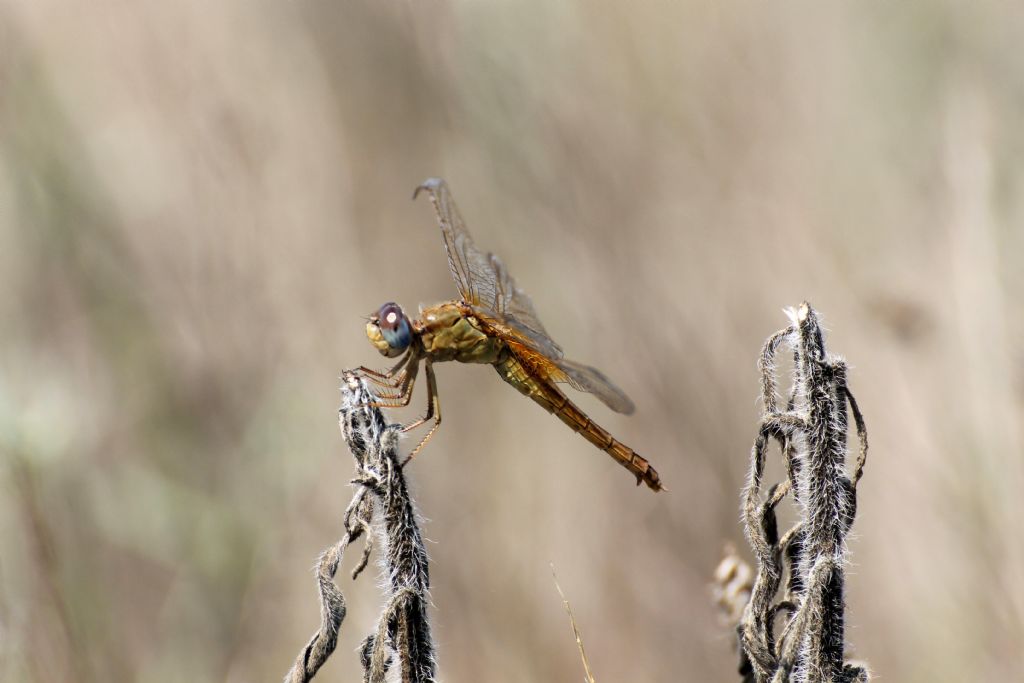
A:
[483,251,563,358]
[414,178,501,311]
[415,178,633,414]
[415,177,563,360]
[552,358,636,415]
[507,342,636,415]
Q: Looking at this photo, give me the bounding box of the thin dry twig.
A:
[551,564,597,683]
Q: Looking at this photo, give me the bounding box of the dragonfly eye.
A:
[374,302,411,355]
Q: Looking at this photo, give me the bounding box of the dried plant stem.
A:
[283,374,435,683]
[551,564,597,683]
[738,303,870,683]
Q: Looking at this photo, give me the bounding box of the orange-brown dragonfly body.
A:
[357,179,662,491]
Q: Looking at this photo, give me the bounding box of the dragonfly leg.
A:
[369,370,412,400]
[367,361,420,408]
[400,360,441,467]
[363,370,406,391]
[357,354,414,388]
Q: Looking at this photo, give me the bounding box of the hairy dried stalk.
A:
[737,303,869,683]
[284,374,435,683]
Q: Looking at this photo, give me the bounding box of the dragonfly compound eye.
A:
[374,302,411,355]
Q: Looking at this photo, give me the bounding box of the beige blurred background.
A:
[2,2,1023,681]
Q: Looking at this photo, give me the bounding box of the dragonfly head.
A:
[367,302,412,358]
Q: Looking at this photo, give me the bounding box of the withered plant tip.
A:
[735,303,870,683]
[283,373,435,683]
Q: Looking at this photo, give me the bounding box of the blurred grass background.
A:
[2,1,1023,681]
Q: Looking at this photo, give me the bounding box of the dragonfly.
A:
[356,178,663,491]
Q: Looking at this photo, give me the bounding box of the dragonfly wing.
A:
[491,249,632,414]
[416,177,565,361]
[473,307,564,362]
[552,358,636,415]
[505,341,636,415]
[415,180,634,415]
[485,251,564,358]
[415,178,502,310]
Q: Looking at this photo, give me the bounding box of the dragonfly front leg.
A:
[370,368,413,401]
[367,360,420,408]
[400,360,441,467]
[357,353,414,389]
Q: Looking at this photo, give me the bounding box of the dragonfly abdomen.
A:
[494,356,663,491]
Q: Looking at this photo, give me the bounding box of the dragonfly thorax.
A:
[416,302,506,365]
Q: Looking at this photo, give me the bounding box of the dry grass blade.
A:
[551,564,597,683]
